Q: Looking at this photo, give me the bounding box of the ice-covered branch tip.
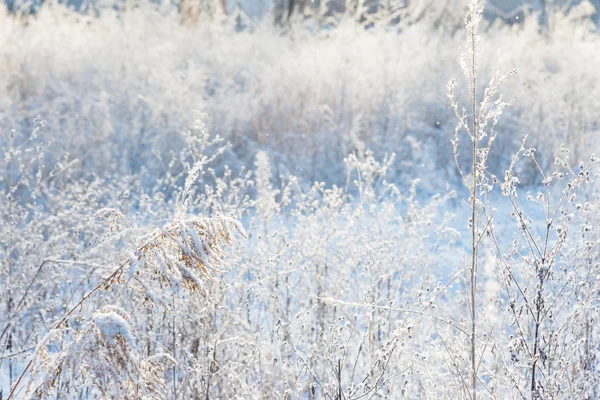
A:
[130,216,247,292]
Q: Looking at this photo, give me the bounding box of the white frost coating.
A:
[94,311,135,347]
[4,2,600,398]
[184,225,210,264]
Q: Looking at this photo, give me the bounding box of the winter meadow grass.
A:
[1,0,600,398]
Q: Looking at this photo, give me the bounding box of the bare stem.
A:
[470,16,479,400]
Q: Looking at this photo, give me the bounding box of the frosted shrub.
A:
[24,306,176,399]
[446,1,600,398]
[488,150,600,398]
[1,119,246,398]
[0,122,111,395]
[207,150,459,398]
[7,209,245,398]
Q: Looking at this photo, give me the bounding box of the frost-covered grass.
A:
[1,0,600,398]
[1,1,599,187]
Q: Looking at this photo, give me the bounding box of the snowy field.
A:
[1,0,600,398]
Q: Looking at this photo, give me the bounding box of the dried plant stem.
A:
[7,267,123,400]
[531,284,543,398]
[469,17,479,400]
